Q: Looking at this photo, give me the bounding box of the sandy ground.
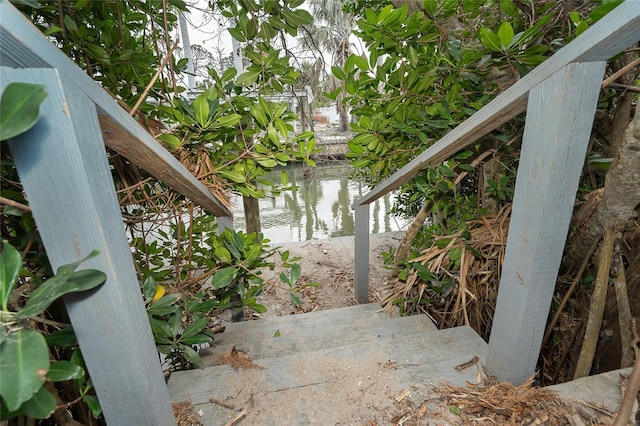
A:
[255,231,404,318]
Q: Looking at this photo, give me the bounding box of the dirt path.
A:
[255,232,404,318]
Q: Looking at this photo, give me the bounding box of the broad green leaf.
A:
[377,4,394,24]
[449,247,462,261]
[181,344,203,368]
[17,269,106,319]
[244,244,261,263]
[236,69,260,87]
[180,334,212,345]
[19,385,56,419]
[423,0,437,17]
[351,55,369,71]
[251,302,267,314]
[210,267,237,289]
[407,46,418,66]
[293,9,313,25]
[1,242,21,311]
[181,316,209,339]
[331,66,346,81]
[157,133,181,150]
[256,157,278,168]
[168,311,182,337]
[46,360,84,382]
[479,28,501,52]
[438,164,456,177]
[290,292,303,306]
[227,26,246,42]
[0,329,49,412]
[500,0,518,16]
[11,0,43,7]
[455,150,473,160]
[215,113,242,127]
[193,94,209,127]
[147,294,180,316]
[49,249,100,278]
[142,275,157,302]
[280,171,289,186]
[63,14,78,32]
[497,22,514,49]
[221,67,237,82]
[214,246,232,264]
[589,0,623,22]
[266,125,280,146]
[0,83,47,141]
[217,170,246,183]
[251,104,269,127]
[67,269,107,289]
[437,180,451,193]
[45,327,77,348]
[511,15,552,49]
[83,395,102,417]
[289,263,301,285]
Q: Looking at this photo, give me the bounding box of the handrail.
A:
[352,0,640,209]
[351,0,640,385]
[1,2,232,423]
[0,3,231,218]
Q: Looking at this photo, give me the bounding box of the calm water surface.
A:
[231,163,408,243]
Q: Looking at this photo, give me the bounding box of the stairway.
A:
[167,303,488,425]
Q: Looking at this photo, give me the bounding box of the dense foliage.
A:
[1,0,318,422]
[337,0,637,384]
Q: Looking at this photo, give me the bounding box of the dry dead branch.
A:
[382,204,511,339]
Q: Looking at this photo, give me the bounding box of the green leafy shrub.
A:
[0,243,106,420]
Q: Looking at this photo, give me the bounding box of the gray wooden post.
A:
[2,68,176,425]
[354,204,370,303]
[485,61,606,385]
[217,215,233,233]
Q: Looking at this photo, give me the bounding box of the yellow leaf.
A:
[152,285,165,303]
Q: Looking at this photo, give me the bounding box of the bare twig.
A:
[614,235,634,368]
[601,57,640,88]
[541,238,599,350]
[0,196,31,212]
[30,316,70,328]
[209,398,235,410]
[612,318,640,426]
[574,228,615,379]
[606,83,640,93]
[129,39,179,117]
[224,408,248,426]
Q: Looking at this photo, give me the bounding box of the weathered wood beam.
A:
[353,1,640,208]
[354,204,370,303]
[2,68,176,425]
[97,113,230,218]
[485,61,606,385]
[0,2,231,219]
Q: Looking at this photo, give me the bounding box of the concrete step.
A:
[547,367,632,418]
[169,325,488,425]
[200,312,437,367]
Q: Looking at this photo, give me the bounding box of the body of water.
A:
[231,163,407,243]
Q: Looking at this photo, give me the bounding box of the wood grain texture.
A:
[169,325,488,425]
[0,2,230,218]
[2,68,176,425]
[353,1,640,207]
[485,61,606,385]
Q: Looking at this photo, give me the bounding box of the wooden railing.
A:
[352,1,640,385]
[1,3,233,424]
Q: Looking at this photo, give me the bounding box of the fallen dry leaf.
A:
[219,345,264,370]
